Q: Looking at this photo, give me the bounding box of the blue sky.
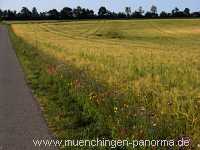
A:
[0,0,199,13]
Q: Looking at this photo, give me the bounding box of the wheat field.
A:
[10,19,200,148]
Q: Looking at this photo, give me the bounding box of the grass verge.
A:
[8,25,116,150]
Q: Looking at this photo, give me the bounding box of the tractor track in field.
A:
[37,23,175,53]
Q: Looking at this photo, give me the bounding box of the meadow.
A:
[9,19,200,149]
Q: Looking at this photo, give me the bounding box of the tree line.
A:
[0,5,200,20]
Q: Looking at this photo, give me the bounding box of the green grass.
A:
[8,19,200,149]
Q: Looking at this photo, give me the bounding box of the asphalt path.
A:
[0,26,57,150]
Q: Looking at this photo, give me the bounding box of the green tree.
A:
[138,6,144,15]
[125,7,131,17]
[160,11,168,17]
[60,7,73,19]
[172,7,179,16]
[184,8,190,16]
[98,6,108,18]
[48,9,59,19]
[150,5,157,14]
[32,7,39,19]
[20,7,32,19]
[0,9,3,20]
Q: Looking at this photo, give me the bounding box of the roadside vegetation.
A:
[9,19,200,149]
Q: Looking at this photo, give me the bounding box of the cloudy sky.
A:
[0,0,199,13]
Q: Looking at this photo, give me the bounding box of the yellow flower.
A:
[124,104,129,108]
[114,107,118,113]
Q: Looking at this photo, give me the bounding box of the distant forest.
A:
[0,5,200,20]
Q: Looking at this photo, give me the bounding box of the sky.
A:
[0,0,199,13]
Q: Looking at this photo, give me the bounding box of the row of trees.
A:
[0,6,200,20]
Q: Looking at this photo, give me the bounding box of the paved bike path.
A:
[0,26,56,150]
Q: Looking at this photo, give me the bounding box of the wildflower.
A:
[89,92,95,101]
[117,120,120,124]
[74,79,81,88]
[114,107,118,113]
[96,98,101,105]
[140,106,145,111]
[151,112,155,117]
[168,100,173,106]
[123,103,129,108]
[47,65,57,75]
